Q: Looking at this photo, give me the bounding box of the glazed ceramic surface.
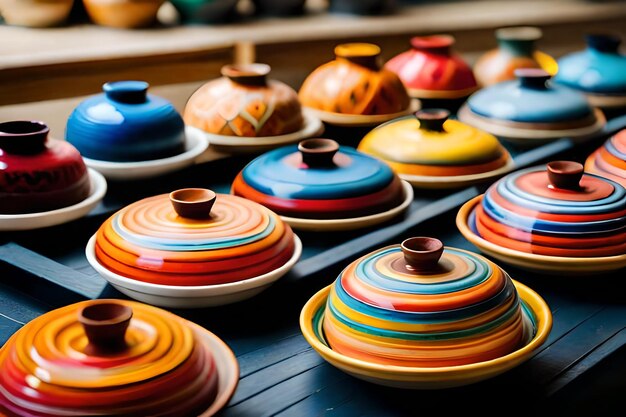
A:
[0,0,73,27]
[83,0,163,28]
[232,138,408,222]
[185,64,304,138]
[299,43,411,120]
[329,0,394,15]
[0,300,238,416]
[0,121,90,214]
[474,26,558,86]
[585,129,626,187]
[385,35,477,100]
[170,0,238,23]
[67,81,185,162]
[358,109,513,187]
[555,34,626,108]
[252,0,305,16]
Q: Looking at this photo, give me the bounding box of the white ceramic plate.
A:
[304,100,420,127]
[280,181,413,232]
[83,133,209,181]
[0,168,107,232]
[86,235,302,308]
[187,112,324,153]
[400,158,516,189]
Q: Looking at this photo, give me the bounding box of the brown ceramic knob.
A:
[0,120,48,155]
[221,63,270,87]
[78,302,132,352]
[515,68,551,89]
[298,138,340,168]
[334,43,381,70]
[401,237,444,271]
[170,188,217,219]
[415,109,450,132]
[547,161,584,190]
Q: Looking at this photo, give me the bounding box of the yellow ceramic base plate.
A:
[304,100,420,127]
[407,86,478,100]
[300,281,551,389]
[457,196,626,275]
[400,158,516,189]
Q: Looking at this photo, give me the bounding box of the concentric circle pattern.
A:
[0,300,219,416]
[469,166,626,257]
[323,245,535,367]
[95,193,296,285]
[585,129,626,187]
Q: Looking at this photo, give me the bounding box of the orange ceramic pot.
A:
[184,63,304,137]
[0,0,74,27]
[585,129,626,187]
[83,0,164,28]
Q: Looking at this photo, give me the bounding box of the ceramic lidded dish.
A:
[83,0,164,28]
[458,69,605,144]
[300,237,552,389]
[358,109,514,188]
[86,188,302,307]
[185,63,323,152]
[0,299,238,416]
[231,138,413,231]
[555,34,626,109]
[0,0,74,27]
[299,43,416,126]
[585,129,626,187]
[474,26,558,86]
[457,161,626,274]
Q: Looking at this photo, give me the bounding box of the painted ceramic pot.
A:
[83,0,163,28]
[385,35,478,110]
[67,81,185,163]
[329,0,395,15]
[185,64,304,137]
[170,0,239,24]
[252,0,306,16]
[358,109,513,188]
[0,121,90,214]
[585,129,626,187]
[457,161,626,274]
[458,69,605,143]
[300,237,552,388]
[555,34,626,108]
[0,300,238,416]
[232,138,413,230]
[299,43,413,126]
[474,27,558,87]
[0,0,73,27]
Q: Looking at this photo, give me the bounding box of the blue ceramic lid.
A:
[555,34,626,95]
[467,69,593,123]
[66,81,185,162]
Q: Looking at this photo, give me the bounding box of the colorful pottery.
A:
[474,26,558,86]
[329,0,395,15]
[232,138,413,230]
[0,121,91,214]
[458,69,605,143]
[82,0,163,28]
[299,43,414,126]
[170,0,239,23]
[555,34,626,108]
[0,299,238,416]
[585,129,626,187]
[300,237,552,388]
[87,188,301,307]
[358,109,514,188]
[252,0,306,16]
[457,161,626,274]
[67,81,186,163]
[0,0,73,27]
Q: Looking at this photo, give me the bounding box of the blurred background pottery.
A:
[329,0,395,15]
[0,0,73,27]
[458,69,605,144]
[385,35,478,112]
[300,237,552,388]
[83,0,164,28]
[252,0,306,16]
[555,34,626,109]
[474,26,558,87]
[0,299,238,416]
[232,138,413,230]
[585,129,626,187]
[67,81,186,162]
[457,161,626,274]
[358,109,514,188]
[170,0,239,24]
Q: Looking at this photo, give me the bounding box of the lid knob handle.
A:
[410,35,454,54]
[0,120,48,154]
[103,81,149,104]
[79,302,132,353]
[495,26,542,56]
[585,34,621,53]
[170,188,217,219]
[547,161,584,190]
[401,237,444,271]
[221,63,270,86]
[334,43,381,70]
[515,68,551,89]
[415,109,450,132]
[298,138,340,168]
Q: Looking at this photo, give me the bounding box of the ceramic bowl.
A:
[555,34,626,109]
[0,0,73,27]
[585,129,626,187]
[358,109,515,189]
[170,0,239,23]
[83,0,164,28]
[0,299,238,416]
[457,161,626,274]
